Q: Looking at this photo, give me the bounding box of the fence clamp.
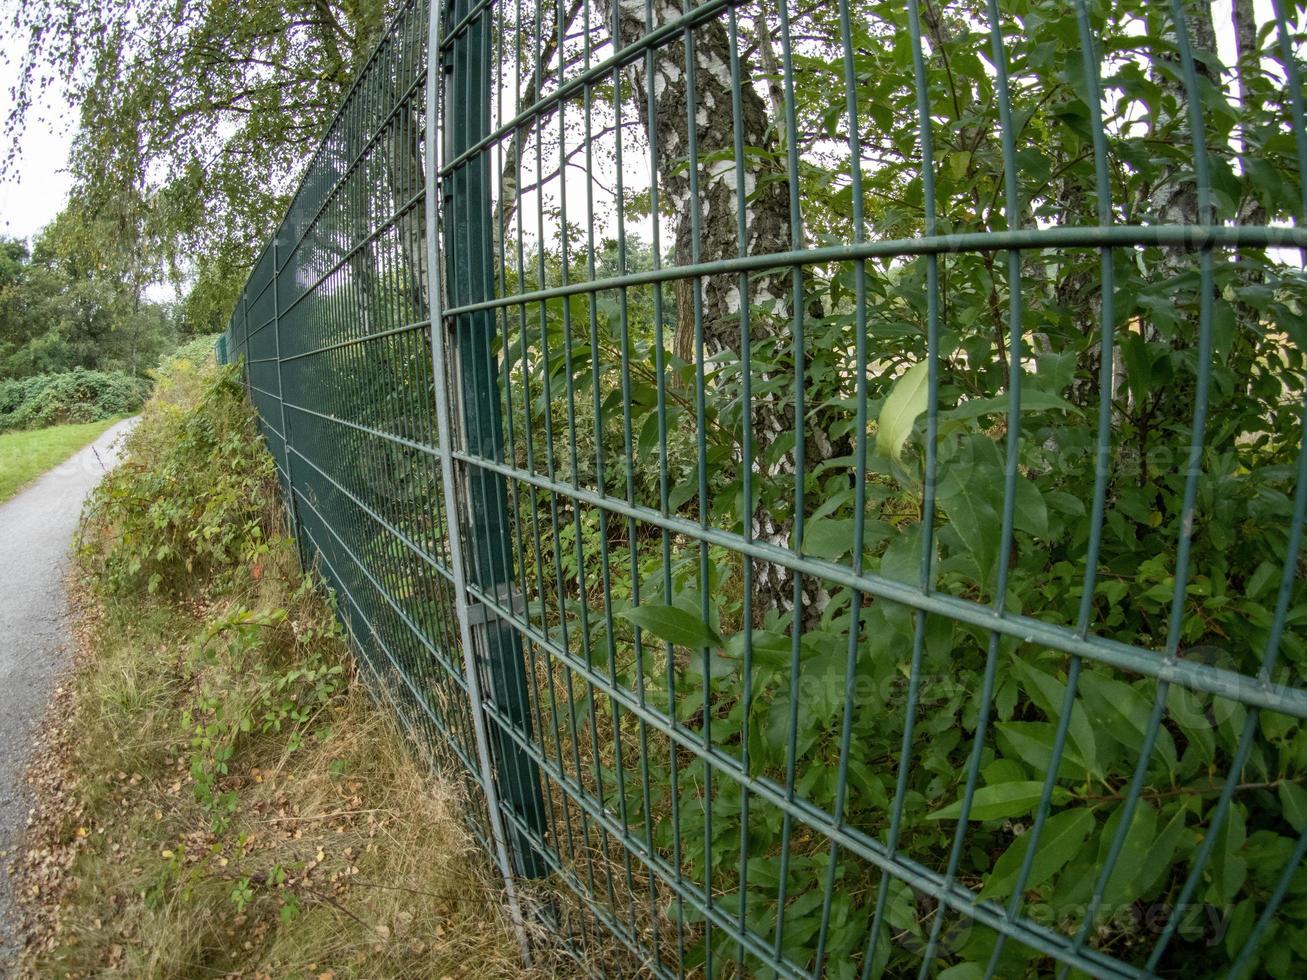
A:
[465,585,527,628]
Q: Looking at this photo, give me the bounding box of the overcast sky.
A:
[0,10,75,244]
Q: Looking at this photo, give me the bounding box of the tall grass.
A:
[12,358,551,977]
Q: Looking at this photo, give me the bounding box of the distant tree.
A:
[0,232,176,378]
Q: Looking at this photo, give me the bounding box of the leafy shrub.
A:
[490,194,1307,980]
[0,368,150,432]
[79,359,278,596]
[160,332,222,370]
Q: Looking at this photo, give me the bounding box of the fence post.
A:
[240,293,251,393]
[424,0,542,956]
[270,236,302,560]
[436,0,549,883]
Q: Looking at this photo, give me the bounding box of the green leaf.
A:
[1120,332,1156,407]
[875,360,929,462]
[1208,804,1248,906]
[995,722,1091,782]
[928,781,1066,822]
[1097,800,1158,908]
[937,460,1001,589]
[1079,673,1177,774]
[941,389,1083,422]
[1133,805,1187,900]
[977,808,1095,901]
[724,629,792,669]
[668,479,698,512]
[685,649,740,681]
[804,517,857,560]
[1225,898,1256,960]
[803,516,895,561]
[1280,782,1307,833]
[1166,684,1216,766]
[1246,561,1277,600]
[1010,658,1099,773]
[944,150,971,182]
[1013,477,1049,538]
[618,604,722,650]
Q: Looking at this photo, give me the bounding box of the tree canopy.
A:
[6,0,399,330]
[0,230,174,378]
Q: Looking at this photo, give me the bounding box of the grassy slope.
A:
[0,418,122,502]
[11,360,548,978]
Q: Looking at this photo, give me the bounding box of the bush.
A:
[0,368,150,432]
[79,360,278,596]
[160,332,222,371]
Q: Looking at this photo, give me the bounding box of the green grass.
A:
[0,417,122,502]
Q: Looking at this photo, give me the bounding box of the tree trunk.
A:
[603,0,792,357]
[1230,0,1266,399]
[387,116,429,316]
[491,0,584,257]
[598,0,834,625]
[1146,1,1217,241]
[1231,0,1261,204]
[381,36,429,319]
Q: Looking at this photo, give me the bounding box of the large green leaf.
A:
[1013,477,1049,539]
[995,721,1092,783]
[1079,672,1177,775]
[618,604,723,650]
[1281,782,1307,833]
[928,781,1068,822]
[977,807,1095,901]
[937,459,1002,589]
[875,360,929,462]
[724,629,792,669]
[1009,657,1099,775]
[1097,800,1158,909]
[804,517,858,560]
[1207,804,1248,906]
[803,516,896,560]
[941,389,1083,422]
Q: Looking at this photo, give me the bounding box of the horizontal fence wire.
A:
[220,0,1307,976]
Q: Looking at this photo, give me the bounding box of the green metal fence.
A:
[219,0,1307,975]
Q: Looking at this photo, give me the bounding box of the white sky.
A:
[0,2,75,244]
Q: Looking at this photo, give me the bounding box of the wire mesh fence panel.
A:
[221,0,503,859]
[221,0,1307,976]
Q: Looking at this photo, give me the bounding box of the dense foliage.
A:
[0,234,178,380]
[112,0,1307,975]
[80,360,273,594]
[471,0,1307,976]
[161,332,222,370]
[0,368,149,432]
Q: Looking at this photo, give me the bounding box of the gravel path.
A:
[0,418,137,972]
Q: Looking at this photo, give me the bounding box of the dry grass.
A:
[10,562,544,979]
[6,359,567,978]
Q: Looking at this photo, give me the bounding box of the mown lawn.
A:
[0,418,121,503]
